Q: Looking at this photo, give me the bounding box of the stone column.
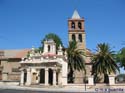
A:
[88,75,94,85]
[36,69,40,84]
[26,68,31,86]
[45,68,49,86]
[109,75,115,85]
[58,70,62,85]
[20,70,24,85]
[53,69,56,86]
[75,21,78,29]
[75,34,78,42]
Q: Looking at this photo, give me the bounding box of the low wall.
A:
[0,80,19,86]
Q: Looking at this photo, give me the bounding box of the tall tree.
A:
[91,43,119,83]
[67,41,86,83]
[117,47,125,70]
[41,33,63,48]
[30,33,63,54]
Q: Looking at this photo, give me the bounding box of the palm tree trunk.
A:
[104,74,109,84]
[70,68,74,83]
[68,68,74,83]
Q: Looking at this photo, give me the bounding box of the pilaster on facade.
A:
[58,70,62,85]
[20,70,24,86]
[109,74,116,85]
[53,69,57,86]
[26,68,31,86]
[45,68,49,86]
[88,75,94,85]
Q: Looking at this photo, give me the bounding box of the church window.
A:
[71,22,75,29]
[78,22,82,29]
[78,34,82,42]
[48,45,50,52]
[72,34,76,41]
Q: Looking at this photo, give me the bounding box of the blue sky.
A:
[0,0,125,52]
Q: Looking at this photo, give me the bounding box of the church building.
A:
[0,10,92,86]
[20,39,68,86]
[20,10,92,86]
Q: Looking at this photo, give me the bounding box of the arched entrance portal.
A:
[49,68,53,85]
[24,70,27,84]
[40,69,45,83]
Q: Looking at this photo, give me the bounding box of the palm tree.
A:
[67,41,86,83]
[91,43,119,83]
[117,47,125,70]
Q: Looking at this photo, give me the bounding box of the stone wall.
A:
[8,73,20,81]
[0,81,19,85]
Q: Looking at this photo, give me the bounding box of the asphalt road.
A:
[0,89,96,93]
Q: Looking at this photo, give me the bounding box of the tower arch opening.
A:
[78,34,82,42]
[71,22,75,29]
[72,34,76,41]
[48,45,50,52]
[78,22,82,29]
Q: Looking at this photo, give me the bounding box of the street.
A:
[0,89,94,93]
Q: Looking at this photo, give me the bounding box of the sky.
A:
[0,0,125,52]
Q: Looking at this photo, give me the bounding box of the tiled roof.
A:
[15,49,30,58]
[0,49,30,59]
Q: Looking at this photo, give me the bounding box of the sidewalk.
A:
[0,85,96,92]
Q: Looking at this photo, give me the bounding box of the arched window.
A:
[72,34,76,41]
[78,34,82,42]
[78,22,82,29]
[48,45,50,52]
[71,22,75,29]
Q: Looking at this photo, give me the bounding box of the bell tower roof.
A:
[72,10,80,19]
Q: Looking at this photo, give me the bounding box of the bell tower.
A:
[68,10,86,50]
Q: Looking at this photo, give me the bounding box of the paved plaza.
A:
[0,85,125,93]
[0,85,95,93]
[0,89,84,93]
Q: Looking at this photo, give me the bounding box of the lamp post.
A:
[84,71,87,91]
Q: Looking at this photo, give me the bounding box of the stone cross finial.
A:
[58,44,63,55]
[59,44,62,51]
[30,46,35,57]
[31,46,35,51]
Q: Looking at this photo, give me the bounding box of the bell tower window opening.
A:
[79,34,82,42]
[78,22,82,29]
[71,22,75,29]
[48,45,51,52]
[72,34,76,41]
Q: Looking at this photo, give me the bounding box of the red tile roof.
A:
[15,49,30,58]
[0,49,30,59]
